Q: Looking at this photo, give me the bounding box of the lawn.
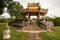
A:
[1,22,60,40]
[9,27,28,40]
[40,26,60,40]
[0,23,28,40]
[0,23,6,40]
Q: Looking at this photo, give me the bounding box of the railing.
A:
[13,21,28,28]
[21,21,28,28]
[37,20,47,30]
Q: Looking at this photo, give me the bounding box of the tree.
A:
[53,17,60,26]
[0,0,4,15]
[3,0,13,7]
[0,0,13,15]
[7,2,23,19]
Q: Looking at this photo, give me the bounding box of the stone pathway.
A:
[17,30,47,40]
[22,21,41,31]
[26,33,41,40]
[17,21,47,40]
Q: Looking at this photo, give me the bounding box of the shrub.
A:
[53,17,60,26]
[40,16,54,21]
[32,18,37,20]
[8,18,15,26]
[8,18,23,28]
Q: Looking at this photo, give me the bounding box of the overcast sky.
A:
[13,0,60,17]
[2,0,60,18]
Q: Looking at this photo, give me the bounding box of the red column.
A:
[28,12,30,25]
[29,14,30,20]
[28,12,30,21]
[37,13,38,20]
[37,13,40,20]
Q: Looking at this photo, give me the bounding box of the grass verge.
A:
[40,26,60,40]
[0,23,28,40]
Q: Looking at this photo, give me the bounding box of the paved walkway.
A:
[22,21,41,31]
[26,33,41,40]
[16,20,48,40]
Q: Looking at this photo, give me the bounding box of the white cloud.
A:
[3,0,60,18]
[16,0,60,17]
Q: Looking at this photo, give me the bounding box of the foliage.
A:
[8,18,15,26]
[0,22,28,40]
[41,16,60,26]
[44,17,60,26]
[32,18,37,20]
[40,26,60,40]
[0,23,7,40]
[0,0,13,15]
[9,27,28,40]
[8,18,23,27]
[0,7,3,15]
[0,0,4,15]
[8,2,23,19]
[3,0,13,7]
[53,17,60,26]
[45,16,52,21]
[0,19,6,23]
[40,16,54,21]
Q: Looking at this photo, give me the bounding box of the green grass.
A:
[0,22,28,40]
[40,26,60,40]
[9,27,28,40]
[1,22,60,40]
[0,23,6,40]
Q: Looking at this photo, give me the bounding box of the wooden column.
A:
[37,13,38,20]
[28,13,30,20]
[37,13,40,20]
[28,12,30,25]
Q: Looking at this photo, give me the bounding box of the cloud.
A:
[12,0,60,17]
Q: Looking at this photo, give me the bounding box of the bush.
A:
[8,18,23,28]
[40,16,54,21]
[0,19,7,23]
[8,18,15,26]
[32,18,37,21]
[53,17,60,26]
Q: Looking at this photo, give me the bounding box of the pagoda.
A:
[21,3,48,25]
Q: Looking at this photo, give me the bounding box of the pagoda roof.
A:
[21,3,48,15]
[28,3,40,7]
[21,8,48,15]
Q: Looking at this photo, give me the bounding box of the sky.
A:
[2,0,60,18]
[13,0,60,17]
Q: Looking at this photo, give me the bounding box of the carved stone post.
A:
[3,26,10,40]
[3,19,10,40]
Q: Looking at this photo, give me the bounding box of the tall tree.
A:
[7,2,23,19]
[0,0,4,15]
[3,0,13,7]
[0,0,13,15]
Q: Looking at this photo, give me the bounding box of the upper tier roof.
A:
[21,3,48,15]
[28,3,40,7]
